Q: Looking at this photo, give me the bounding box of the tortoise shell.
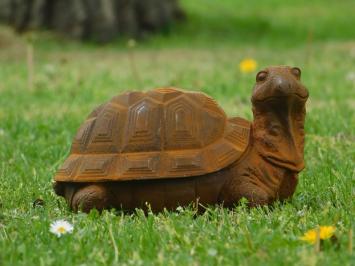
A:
[54,87,250,182]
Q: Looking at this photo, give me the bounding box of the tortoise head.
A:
[251,66,309,172]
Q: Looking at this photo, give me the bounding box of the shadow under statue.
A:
[53,66,309,213]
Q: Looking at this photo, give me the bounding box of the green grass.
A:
[0,0,354,265]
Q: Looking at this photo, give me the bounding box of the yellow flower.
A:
[300,226,336,244]
[239,58,257,73]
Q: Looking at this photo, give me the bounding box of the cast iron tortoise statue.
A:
[53,66,309,212]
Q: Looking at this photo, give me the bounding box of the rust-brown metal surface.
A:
[53,66,309,213]
[54,88,250,182]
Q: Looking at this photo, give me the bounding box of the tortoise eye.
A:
[256,71,268,82]
[291,67,301,79]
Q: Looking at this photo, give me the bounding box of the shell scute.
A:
[56,155,81,181]
[164,95,202,150]
[76,155,115,180]
[167,151,205,174]
[123,98,162,152]
[120,153,160,178]
[86,104,123,153]
[147,87,183,102]
[71,118,96,153]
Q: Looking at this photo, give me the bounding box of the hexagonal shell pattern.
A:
[55,87,250,182]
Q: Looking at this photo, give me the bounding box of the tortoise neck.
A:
[250,102,306,173]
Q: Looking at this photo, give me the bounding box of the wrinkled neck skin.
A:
[222,97,306,204]
[246,127,299,201]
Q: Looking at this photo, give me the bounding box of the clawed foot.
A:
[221,181,271,208]
[238,184,270,207]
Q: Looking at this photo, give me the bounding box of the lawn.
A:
[0,0,354,265]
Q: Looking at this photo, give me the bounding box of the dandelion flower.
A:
[50,220,73,237]
[239,59,257,73]
[319,226,336,239]
[300,225,336,244]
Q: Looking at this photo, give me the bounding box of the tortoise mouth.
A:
[252,93,308,103]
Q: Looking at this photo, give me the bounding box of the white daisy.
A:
[50,220,74,237]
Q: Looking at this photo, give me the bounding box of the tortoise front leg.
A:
[235,183,270,207]
[71,184,111,213]
[220,178,271,208]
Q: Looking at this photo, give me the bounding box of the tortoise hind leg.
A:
[53,181,78,205]
[71,184,111,213]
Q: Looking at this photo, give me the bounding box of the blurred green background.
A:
[0,0,354,265]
